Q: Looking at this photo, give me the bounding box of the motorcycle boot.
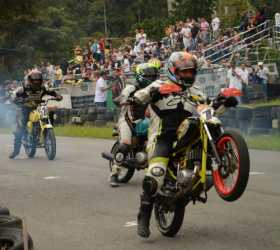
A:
[137,194,154,238]
[110,172,119,188]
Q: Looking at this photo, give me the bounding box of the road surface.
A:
[0,134,279,250]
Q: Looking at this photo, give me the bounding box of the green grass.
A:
[1,126,280,151]
[241,98,280,108]
[245,134,280,151]
[54,125,113,139]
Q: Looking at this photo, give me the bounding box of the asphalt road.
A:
[0,134,279,250]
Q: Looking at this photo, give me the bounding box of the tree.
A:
[216,0,252,28]
[250,0,280,18]
[171,0,217,21]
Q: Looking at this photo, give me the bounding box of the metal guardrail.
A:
[203,21,272,63]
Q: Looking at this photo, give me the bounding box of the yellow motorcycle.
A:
[152,91,250,237]
[23,98,58,160]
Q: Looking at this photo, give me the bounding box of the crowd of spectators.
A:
[0,7,272,105]
[225,61,270,103]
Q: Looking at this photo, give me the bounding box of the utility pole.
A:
[104,0,108,36]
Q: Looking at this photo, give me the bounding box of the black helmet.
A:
[135,63,159,88]
[28,70,43,91]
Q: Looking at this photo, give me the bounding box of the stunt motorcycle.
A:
[20,98,58,160]
[151,89,250,237]
[102,118,149,183]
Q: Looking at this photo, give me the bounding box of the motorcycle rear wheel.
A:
[154,200,185,237]
[44,128,56,160]
[109,141,135,183]
[213,129,250,202]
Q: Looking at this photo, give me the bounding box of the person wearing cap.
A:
[256,62,269,99]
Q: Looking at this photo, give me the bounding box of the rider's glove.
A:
[213,95,238,109]
[224,96,238,107]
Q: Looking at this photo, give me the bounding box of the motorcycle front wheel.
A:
[213,129,250,202]
[24,133,36,158]
[44,128,56,160]
[109,141,135,183]
[154,200,185,237]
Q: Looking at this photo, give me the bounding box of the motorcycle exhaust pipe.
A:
[101,152,114,161]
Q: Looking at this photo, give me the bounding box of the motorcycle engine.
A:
[177,169,193,193]
[135,151,147,166]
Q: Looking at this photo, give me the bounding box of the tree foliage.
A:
[1,0,279,75]
[171,0,217,20]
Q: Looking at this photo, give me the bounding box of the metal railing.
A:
[203,20,272,63]
[273,26,280,49]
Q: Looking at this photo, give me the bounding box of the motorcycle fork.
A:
[39,120,45,144]
[192,124,208,191]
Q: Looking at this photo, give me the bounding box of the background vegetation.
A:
[0,0,279,77]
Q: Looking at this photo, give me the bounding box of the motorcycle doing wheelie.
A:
[152,93,250,237]
[102,118,149,183]
[21,98,58,160]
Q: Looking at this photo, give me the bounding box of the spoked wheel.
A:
[109,141,135,183]
[23,133,36,158]
[213,129,250,202]
[154,200,185,237]
[44,128,56,160]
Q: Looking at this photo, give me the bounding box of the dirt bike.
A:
[101,118,149,183]
[22,98,58,160]
[152,92,250,237]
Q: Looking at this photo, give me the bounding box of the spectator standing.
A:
[211,16,221,40]
[47,63,55,87]
[135,28,141,45]
[240,11,249,32]
[91,40,101,63]
[94,71,109,107]
[181,22,192,50]
[226,63,243,103]
[123,55,131,73]
[54,65,63,87]
[239,63,249,85]
[138,28,147,48]
[256,62,269,99]
[200,17,210,45]
[99,38,106,64]
[275,12,280,32]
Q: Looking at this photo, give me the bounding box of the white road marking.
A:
[250,171,265,176]
[43,176,61,180]
[124,220,137,227]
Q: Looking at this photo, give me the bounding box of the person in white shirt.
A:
[123,55,131,73]
[239,63,249,85]
[211,16,220,39]
[94,71,109,107]
[275,12,280,32]
[227,63,243,103]
[181,23,192,50]
[138,28,147,48]
[135,29,141,44]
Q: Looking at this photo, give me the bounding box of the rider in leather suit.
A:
[110,63,160,187]
[9,70,62,159]
[134,51,209,238]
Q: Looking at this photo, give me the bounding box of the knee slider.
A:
[142,176,158,196]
